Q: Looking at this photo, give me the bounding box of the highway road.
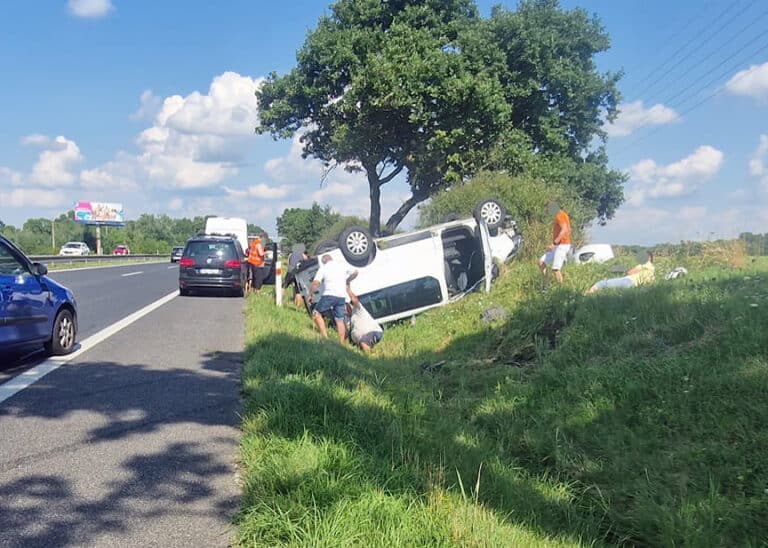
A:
[0,262,244,546]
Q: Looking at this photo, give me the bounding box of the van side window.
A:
[359,277,442,319]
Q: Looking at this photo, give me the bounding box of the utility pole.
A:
[51,217,55,252]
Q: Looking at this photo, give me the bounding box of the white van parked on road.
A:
[205,217,248,254]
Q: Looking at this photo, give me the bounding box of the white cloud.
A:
[158,72,263,136]
[725,62,768,102]
[605,100,680,137]
[626,145,724,205]
[749,134,768,190]
[0,188,67,208]
[0,167,22,186]
[168,197,184,211]
[311,182,355,203]
[223,183,291,200]
[67,0,114,18]
[21,134,51,147]
[80,156,138,191]
[131,90,161,121]
[26,135,84,187]
[84,72,264,191]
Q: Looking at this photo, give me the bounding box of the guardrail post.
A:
[275,261,283,307]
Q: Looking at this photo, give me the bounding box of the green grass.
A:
[237,258,768,546]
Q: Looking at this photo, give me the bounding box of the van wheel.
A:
[45,309,76,356]
[339,226,375,265]
[473,198,506,232]
[314,240,339,256]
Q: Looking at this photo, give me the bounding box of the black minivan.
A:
[178,235,247,297]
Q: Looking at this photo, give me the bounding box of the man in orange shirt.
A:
[246,234,267,294]
[539,201,571,284]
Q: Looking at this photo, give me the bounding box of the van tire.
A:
[473,199,506,233]
[339,226,375,266]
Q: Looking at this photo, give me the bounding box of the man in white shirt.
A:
[346,291,383,354]
[309,255,358,343]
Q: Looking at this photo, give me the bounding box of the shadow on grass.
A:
[240,272,768,546]
[0,349,243,547]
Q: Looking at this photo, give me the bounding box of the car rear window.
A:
[359,276,442,319]
[184,241,237,259]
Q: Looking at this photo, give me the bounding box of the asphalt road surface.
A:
[1,262,180,381]
[0,263,245,547]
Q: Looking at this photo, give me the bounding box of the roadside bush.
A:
[419,171,593,260]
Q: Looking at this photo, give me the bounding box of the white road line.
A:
[121,271,143,277]
[0,290,178,405]
[168,265,178,269]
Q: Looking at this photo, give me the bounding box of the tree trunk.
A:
[383,192,428,234]
[368,174,381,236]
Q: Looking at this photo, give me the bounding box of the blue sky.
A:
[1,0,767,245]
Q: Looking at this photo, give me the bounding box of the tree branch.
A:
[383,191,429,234]
[378,164,405,185]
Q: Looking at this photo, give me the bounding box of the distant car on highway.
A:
[178,234,247,297]
[112,244,131,255]
[59,241,90,256]
[170,246,184,263]
[1,234,78,355]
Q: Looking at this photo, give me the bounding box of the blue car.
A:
[0,234,77,356]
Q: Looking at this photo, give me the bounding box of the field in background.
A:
[236,256,768,546]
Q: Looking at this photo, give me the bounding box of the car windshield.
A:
[184,241,236,259]
[64,243,81,248]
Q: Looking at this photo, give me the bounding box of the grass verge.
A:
[237,257,768,546]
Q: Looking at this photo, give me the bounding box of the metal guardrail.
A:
[29,254,168,266]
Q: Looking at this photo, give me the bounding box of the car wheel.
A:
[473,198,506,232]
[45,309,76,356]
[339,226,375,266]
[314,240,339,256]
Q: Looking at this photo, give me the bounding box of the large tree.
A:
[257,0,623,234]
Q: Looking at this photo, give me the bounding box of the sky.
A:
[1,0,767,245]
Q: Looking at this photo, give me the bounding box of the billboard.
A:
[73,201,126,226]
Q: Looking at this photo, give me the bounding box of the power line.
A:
[630,0,757,100]
[659,23,768,110]
[623,1,719,88]
[614,42,768,154]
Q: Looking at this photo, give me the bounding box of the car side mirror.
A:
[33,262,48,276]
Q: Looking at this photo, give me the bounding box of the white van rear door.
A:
[478,221,493,293]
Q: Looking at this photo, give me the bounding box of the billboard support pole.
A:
[96,225,102,255]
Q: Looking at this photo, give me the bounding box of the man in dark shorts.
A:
[308,255,358,343]
[246,234,267,293]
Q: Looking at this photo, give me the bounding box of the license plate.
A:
[199,268,221,275]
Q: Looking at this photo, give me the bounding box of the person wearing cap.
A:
[539,200,572,284]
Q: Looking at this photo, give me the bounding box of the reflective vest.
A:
[247,239,265,266]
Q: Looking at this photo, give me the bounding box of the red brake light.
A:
[224,259,241,268]
[179,258,194,267]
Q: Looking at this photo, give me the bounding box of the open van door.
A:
[477,220,494,293]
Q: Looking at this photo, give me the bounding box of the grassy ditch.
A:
[237,258,768,546]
